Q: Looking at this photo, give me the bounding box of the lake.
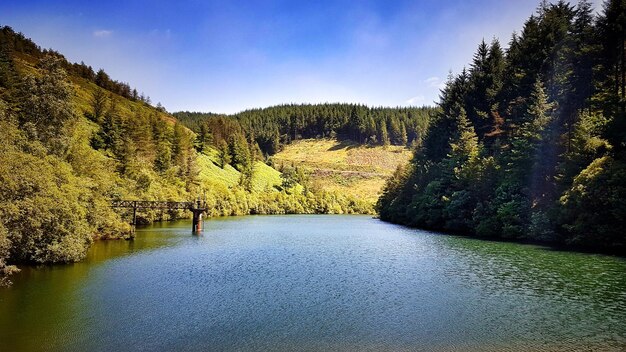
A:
[1,215,625,351]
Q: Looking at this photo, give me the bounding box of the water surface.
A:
[1,215,625,351]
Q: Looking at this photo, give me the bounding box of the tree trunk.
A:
[620,29,626,114]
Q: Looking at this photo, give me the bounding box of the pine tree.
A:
[228,134,250,172]
[399,123,408,146]
[218,139,231,168]
[389,117,402,145]
[94,69,110,90]
[152,116,171,173]
[90,88,108,123]
[17,55,74,155]
[379,119,390,146]
[449,108,479,162]
[597,0,626,150]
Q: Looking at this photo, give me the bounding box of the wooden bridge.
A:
[111,199,208,232]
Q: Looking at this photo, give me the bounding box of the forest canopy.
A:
[175,104,435,157]
[377,0,626,254]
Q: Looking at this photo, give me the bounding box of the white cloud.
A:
[93,30,112,38]
[424,76,446,90]
[406,95,425,105]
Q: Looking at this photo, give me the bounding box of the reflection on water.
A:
[0,215,624,351]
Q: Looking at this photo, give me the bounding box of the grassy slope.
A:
[14,53,176,126]
[13,53,292,208]
[57,58,289,198]
[13,53,377,215]
[198,147,285,193]
[273,139,412,204]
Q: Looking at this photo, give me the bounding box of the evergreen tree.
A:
[597,0,626,150]
[153,116,171,173]
[218,139,231,168]
[379,119,390,146]
[90,88,108,123]
[195,123,213,153]
[228,133,251,172]
[17,55,74,155]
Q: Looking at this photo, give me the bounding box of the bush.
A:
[560,156,626,252]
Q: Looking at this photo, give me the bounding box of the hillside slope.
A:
[273,139,412,205]
[0,26,372,285]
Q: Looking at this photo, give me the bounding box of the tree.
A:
[388,117,402,145]
[466,39,505,141]
[399,122,408,146]
[559,156,626,252]
[94,69,110,89]
[90,88,108,123]
[218,139,231,168]
[503,78,553,207]
[379,119,390,146]
[95,99,122,152]
[0,45,17,92]
[0,222,19,287]
[0,118,93,266]
[195,123,213,153]
[348,106,367,142]
[597,0,626,150]
[228,133,251,172]
[17,55,75,155]
[153,116,171,173]
[372,0,625,253]
[449,108,479,163]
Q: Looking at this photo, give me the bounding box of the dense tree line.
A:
[378,0,626,254]
[175,104,435,156]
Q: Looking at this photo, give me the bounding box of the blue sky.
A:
[0,0,604,114]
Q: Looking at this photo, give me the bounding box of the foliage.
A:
[559,156,626,251]
[0,26,150,104]
[0,25,394,288]
[174,104,435,155]
[0,118,90,264]
[0,221,19,287]
[274,138,413,206]
[378,0,626,254]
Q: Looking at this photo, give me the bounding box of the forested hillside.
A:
[378,0,626,254]
[175,104,434,211]
[175,104,434,155]
[0,26,374,286]
[0,25,206,286]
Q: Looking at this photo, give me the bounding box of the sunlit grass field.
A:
[273,139,412,204]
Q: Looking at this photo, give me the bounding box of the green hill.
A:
[174,104,434,211]
[273,139,412,205]
[0,26,373,285]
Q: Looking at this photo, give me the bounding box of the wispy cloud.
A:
[93,29,112,38]
[406,95,425,105]
[424,76,446,90]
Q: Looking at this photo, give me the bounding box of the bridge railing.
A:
[111,199,208,232]
[111,200,199,210]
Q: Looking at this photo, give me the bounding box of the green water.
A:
[1,215,625,351]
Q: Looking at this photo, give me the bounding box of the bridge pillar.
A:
[192,209,204,233]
